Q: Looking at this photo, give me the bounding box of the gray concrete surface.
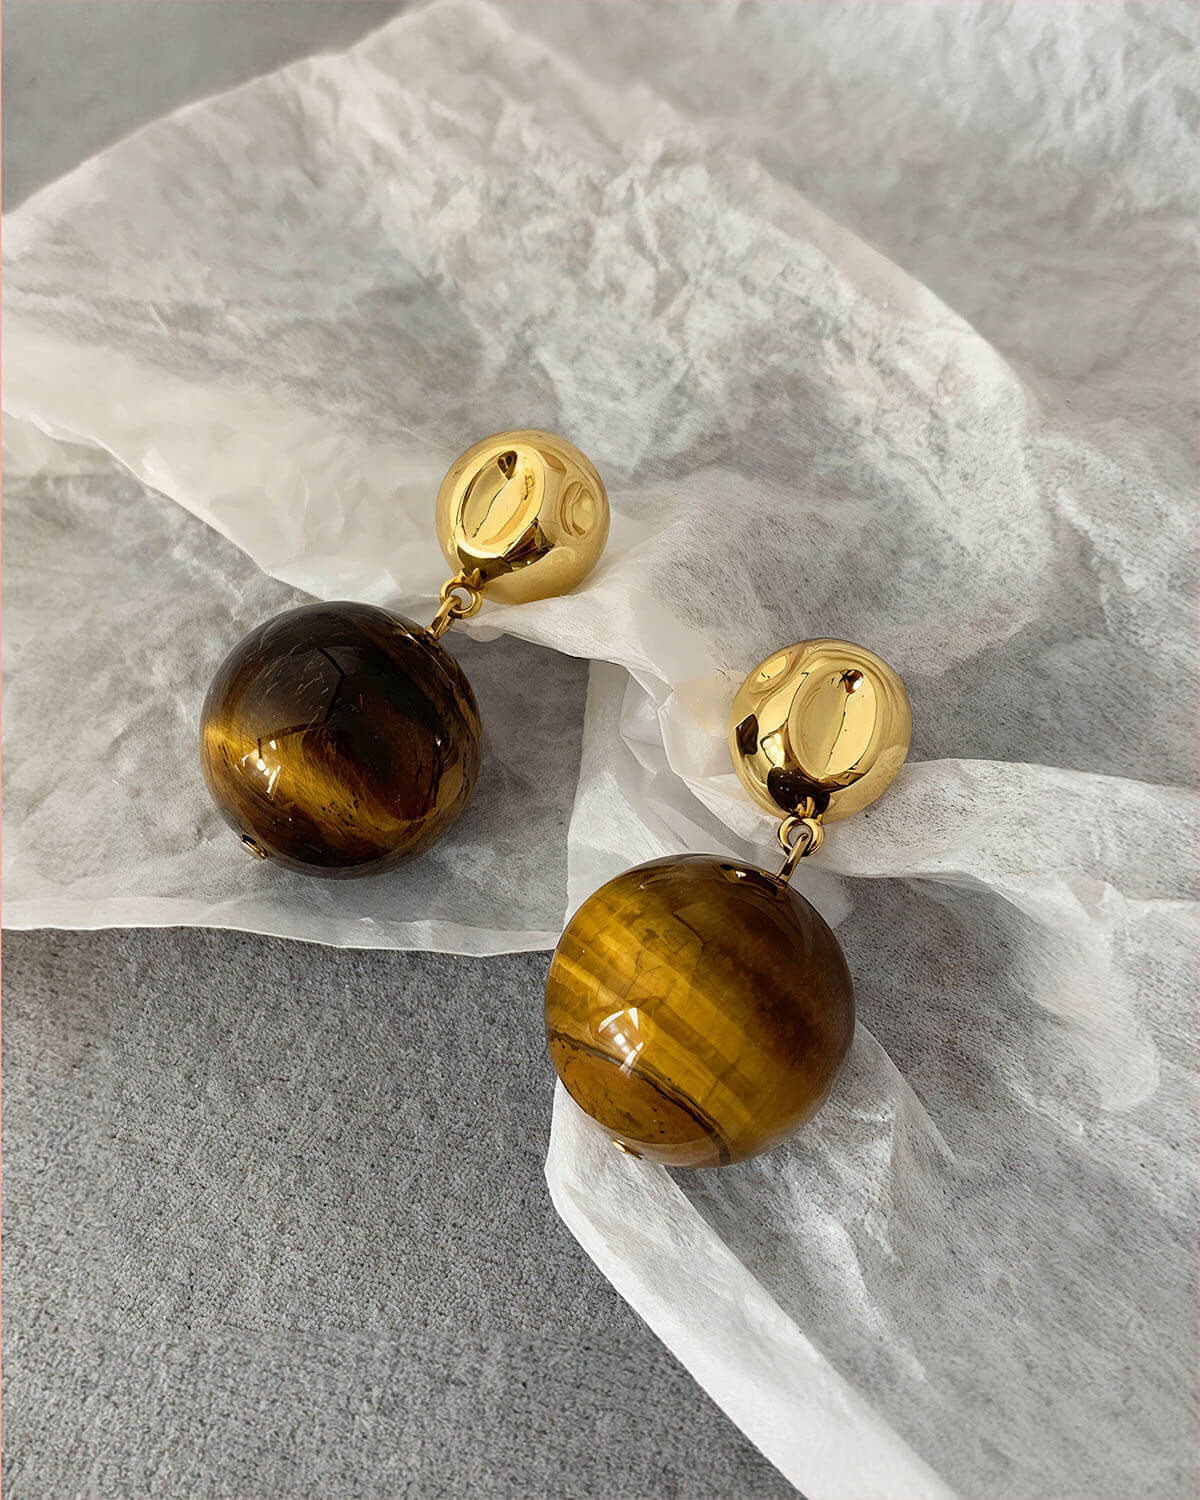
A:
[1,5,796,1496]
[2,2,407,208]
[4,928,793,1499]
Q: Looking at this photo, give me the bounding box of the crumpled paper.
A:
[4,1,1197,1495]
[2,421,588,953]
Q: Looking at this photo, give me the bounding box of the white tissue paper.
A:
[4,2,1196,1495]
[3,422,588,952]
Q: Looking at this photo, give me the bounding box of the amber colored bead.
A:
[200,602,481,877]
[545,855,854,1167]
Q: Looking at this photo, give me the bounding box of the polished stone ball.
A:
[545,855,854,1166]
[200,602,481,877]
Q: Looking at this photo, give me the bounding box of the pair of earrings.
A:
[201,430,911,1168]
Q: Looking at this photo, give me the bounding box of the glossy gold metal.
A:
[729,639,911,823]
[428,569,485,640]
[435,430,609,605]
[776,810,825,883]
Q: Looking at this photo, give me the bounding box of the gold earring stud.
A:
[199,430,608,877]
[544,638,911,1167]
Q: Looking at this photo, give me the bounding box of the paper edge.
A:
[545,1088,957,1500]
[1,897,558,958]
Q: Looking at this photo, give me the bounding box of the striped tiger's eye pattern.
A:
[545,855,854,1167]
[200,602,481,877]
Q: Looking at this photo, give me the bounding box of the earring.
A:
[545,639,911,1167]
[200,431,608,877]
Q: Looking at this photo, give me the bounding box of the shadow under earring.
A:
[200,430,608,876]
[545,639,911,1167]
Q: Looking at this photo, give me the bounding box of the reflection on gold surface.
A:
[729,638,911,822]
[435,429,609,604]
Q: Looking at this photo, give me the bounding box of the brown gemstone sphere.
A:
[200,602,481,877]
[545,855,854,1167]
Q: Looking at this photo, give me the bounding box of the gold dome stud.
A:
[435,430,609,605]
[729,639,912,823]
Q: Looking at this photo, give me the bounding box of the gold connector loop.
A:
[428,570,485,640]
[776,812,825,885]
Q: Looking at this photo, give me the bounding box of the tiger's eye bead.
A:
[200,602,481,877]
[545,855,854,1167]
